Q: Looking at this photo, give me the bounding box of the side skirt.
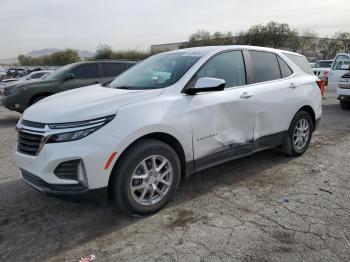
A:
[192,131,286,173]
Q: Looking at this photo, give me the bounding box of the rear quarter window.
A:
[277,56,293,78]
[283,53,314,75]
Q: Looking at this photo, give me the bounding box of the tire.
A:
[111,139,181,216]
[282,111,314,156]
[340,101,350,110]
[30,95,48,105]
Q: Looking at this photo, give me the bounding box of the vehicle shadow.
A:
[0,148,293,261]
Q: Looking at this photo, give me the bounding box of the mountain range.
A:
[0,49,95,64]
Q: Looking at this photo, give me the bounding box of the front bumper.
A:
[21,169,107,202]
[16,127,121,194]
[2,94,26,112]
[337,88,350,101]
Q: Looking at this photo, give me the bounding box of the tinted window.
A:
[102,63,124,77]
[283,53,314,75]
[249,51,281,83]
[277,56,293,78]
[196,51,246,88]
[71,64,99,79]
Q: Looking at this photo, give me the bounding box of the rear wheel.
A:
[340,101,350,110]
[282,111,313,156]
[112,139,181,216]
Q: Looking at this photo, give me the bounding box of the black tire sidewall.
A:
[340,101,350,110]
[288,111,313,156]
[113,139,181,215]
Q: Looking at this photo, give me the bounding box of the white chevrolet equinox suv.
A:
[16,46,322,215]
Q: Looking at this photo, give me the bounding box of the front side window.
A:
[109,52,203,90]
[102,63,124,77]
[332,55,350,70]
[277,56,293,78]
[71,64,99,79]
[195,50,246,88]
[249,51,281,83]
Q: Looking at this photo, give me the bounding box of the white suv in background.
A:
[16,46,322,215]
[328,53,350,90]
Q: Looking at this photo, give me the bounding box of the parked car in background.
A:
[0,70,51,85]
[328,53,350,91]
[313,59,333,84]
[2,60,136,112]
[337,70,350,109]
[15,46,322,215]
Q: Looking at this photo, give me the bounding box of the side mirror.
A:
[64,73,75,80]
[340,64,350,70]
[186,77,225,95]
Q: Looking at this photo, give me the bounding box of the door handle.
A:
[240,92,254,99]
[289,82,298,89]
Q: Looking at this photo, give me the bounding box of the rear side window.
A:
[196,50,246,88]
[249,51,281,83]
[71,64,99,79]
[102,63,124,77]
[283,53,314,75]
[277,56,293,78]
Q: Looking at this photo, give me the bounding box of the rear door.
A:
[246,51,295,144]
[60,63,100,91]
[100,62,126,83]
[188,50,255,170]
[328,54,350,90]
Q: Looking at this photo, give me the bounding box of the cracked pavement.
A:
[0,93,349,261]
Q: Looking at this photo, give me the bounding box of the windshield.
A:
[44,64,75,80]
[109,52,203,90]
[315,61,333,68]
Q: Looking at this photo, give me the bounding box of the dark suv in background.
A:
[2,60,136,113]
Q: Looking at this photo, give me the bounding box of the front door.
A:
[61,63,100,92]
[188,50,255,170]
[328,54,350,90]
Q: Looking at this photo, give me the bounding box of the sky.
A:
[0,0,349,58]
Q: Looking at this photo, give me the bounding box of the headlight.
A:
[47,115,115,143]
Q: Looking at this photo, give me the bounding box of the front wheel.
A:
[112,139,181,216]
[282,111,313,156]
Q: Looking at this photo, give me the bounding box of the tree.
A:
[17,49,80,66]
[317,37,342,59]
[241,21,297,49]
[334,31,350,53]
[95,44,113,59]
[298,30,318,56]
[180,30,235,48]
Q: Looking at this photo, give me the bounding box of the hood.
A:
[23,84,164,123]
[5,78,56,88]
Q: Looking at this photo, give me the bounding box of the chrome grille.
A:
[22,120,45,129]
[17,131,44,156]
